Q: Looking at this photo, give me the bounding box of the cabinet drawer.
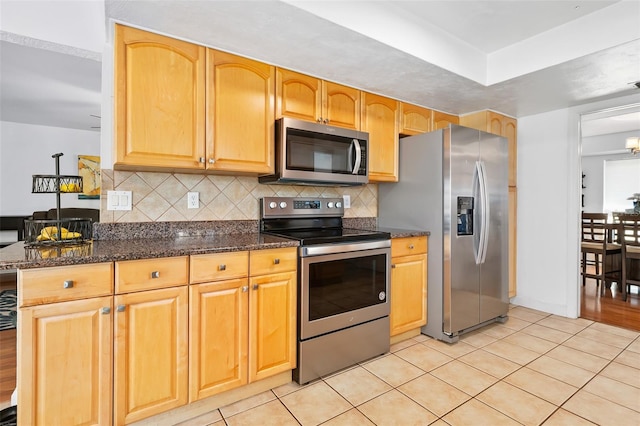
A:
[190,251,249,284]
[249,247,297,275]
[19,262,113,307]
[391,236,428,257]
[116,256,189,293]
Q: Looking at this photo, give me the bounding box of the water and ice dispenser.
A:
[457,196,474,236]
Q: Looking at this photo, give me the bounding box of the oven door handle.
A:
[300,239,390,257]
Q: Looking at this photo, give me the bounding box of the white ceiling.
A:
[1,0,639,136]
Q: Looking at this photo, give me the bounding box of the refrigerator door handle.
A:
[473,162,482,264]
[477,160,490,264]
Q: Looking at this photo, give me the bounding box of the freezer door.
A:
[444,126,481,334]
[479,132,509,323]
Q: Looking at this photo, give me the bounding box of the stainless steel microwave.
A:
[259,117,369,186]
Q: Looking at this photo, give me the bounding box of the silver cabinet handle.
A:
[253,284,259,290]
[208,158,215,164]
[117,305,126,312]
[151,271,160,279]
[63,280,74,289]
[408,244,415,249]
[324,119,329,124]
[317,117,323,123]
[101,307,111,314]
[219,264,226,271]
[242,286,249,292]
[199,157,205,163]
[273,258,280,265]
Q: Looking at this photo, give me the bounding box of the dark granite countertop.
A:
[379,227,430,238]
[0,233,298,270]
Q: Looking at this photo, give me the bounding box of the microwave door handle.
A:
[351,139,362,174]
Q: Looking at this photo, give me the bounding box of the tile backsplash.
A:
[101,170,377,223]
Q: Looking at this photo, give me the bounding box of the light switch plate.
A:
[107,190,132,211]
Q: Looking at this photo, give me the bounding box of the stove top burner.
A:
[265,227,390,246]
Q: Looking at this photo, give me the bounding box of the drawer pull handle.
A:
[391,264,396,268]
[408,244,415,249]
[242,286,249,292]
[101,307,111,314]
[117,305,126,312]
[199,157,205,163]
[253,284,259,290]
[209,158,215,164]
[151,271,160,279]
[273,258,280,265]
[63,280,74,289]
[219,264,226,271]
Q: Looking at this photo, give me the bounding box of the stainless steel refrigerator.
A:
[378,125,509,343]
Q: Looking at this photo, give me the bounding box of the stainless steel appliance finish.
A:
[260,197,390,383]
[378,125,509,343]
[258,117,369,186]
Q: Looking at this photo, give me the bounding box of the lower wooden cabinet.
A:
[390,236,428,336]
[114,285,189,424]
[18,296,113,426]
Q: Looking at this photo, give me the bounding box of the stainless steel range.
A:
[260,197,391,384]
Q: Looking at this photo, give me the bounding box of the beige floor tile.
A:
[458,349,520,378]
[357,389,437,425]
[562,335,623,360]
[502,331,558,354]
[537,317,590,335]
[576,326,636,349]
[508,306,549,323]
[390,338,418,353]
[542,408,597,425]
[324,366,392,406]
[280,381,352,425]
[614,349,639,369]
[394,343,453,372]
[321,408,375,426]
[477,381,557,426]
[174,410,223,426]
[527,355,596,387]
[545,345,609,373]
[430,360,498,396]
[626,337,640,353]
[443,398,521,426]
[219,390,277,418]
[479,323,518,339]
[398,374,470,417]
[520,323,573,344]
[549,314,594,328]
[562,389,640,426]
[481,339,541,365]
[412,333,430,343]
[599,362,640,388]
[272,380,308,397]
[503,367,578,405]
[459,330,497,347]
[422,339,476,359]
[224,400,299,426]
[500,316,533,331]
[583,375,640,411]
[362,353,425,387]
[587,321,640,339]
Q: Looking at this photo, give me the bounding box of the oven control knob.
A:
[336,201,342,208]
[269,202,277,209]
[378,291,386,301]
[279,201,287,209]
[327,202,335,208]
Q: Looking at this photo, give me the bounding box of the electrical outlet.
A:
[343,195,351,208]
[187,192,199,209]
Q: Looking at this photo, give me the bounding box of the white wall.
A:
[513,93,640,318]
[0,121,100,216]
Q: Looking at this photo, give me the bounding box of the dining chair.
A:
[581,212,622,295]
[619,214,640,301]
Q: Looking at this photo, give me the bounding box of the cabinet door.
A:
[276,68,322,123]
[208,50,275,173]
[18,296,113,426]
[114,24,206,169]
[323,81,361,130]
[432,110,459,130]
[502,116,518,187]
[114,286,188,424]
[189,279,249,401]
[390,254,427,336]
[248,271,296,382]
[361,92,400,182]
[400,103,432,136]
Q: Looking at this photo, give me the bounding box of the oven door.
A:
[299,244,390,340]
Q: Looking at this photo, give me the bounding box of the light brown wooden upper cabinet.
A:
[460,110,517,187]
[276,69,361,130]
[432,110,460,130]
[400,103,432,136]
[361,92,400,182]
[114,24,206,170]
[208,50,275,174]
